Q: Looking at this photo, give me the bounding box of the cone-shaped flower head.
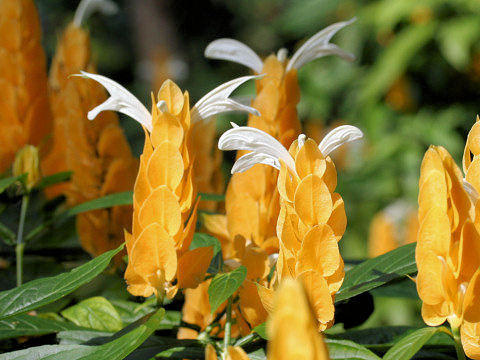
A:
[417,138,480,359]
[84,73,258,299]
[0,0,52,173]
[219,124,362,330]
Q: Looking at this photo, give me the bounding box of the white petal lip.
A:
[204,38,264,73]
[191,75,262,123]
[318,125,363,156]
[73,0,118,27]
[287,18,356,71]
[218,124,296,174]
[78,71,152,132]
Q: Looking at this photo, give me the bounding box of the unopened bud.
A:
[13,145,41,190]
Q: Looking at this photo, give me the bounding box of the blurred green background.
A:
[35,0,480,327]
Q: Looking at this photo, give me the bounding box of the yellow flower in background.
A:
[368,201,418,258]
[0,0,52,173]
[205,19,356,254]
[13,145,41,191]
[42,0,118,198]
[218,124,363,330]
[84,72,258,299]
[417,140,480,359]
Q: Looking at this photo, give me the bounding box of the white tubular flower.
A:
[73,0,118,27]
[218,124,296,174]
[191,75,261,123]
[79,71,152,132]
[318,125,363,156]
[286,18,356,71]
[204,38,264,73]
[463,179,479,204]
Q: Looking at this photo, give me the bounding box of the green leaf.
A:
[0,244,123,320]
[208,266,247,313]
[109,299,155,324]
[36,171,72,190]
[336,243,417,302]
[370,277,419,298]
[0,314,89,340]
[0,309,164,360]
[0,174,26,194]
[326,339,382,360]
[64,191,133,217]
[383,327,451,360]
[61,297,123,332]
[191,233,224,274]
[0,221,15,245]
[199,192,225,202]
[253,322,267,340]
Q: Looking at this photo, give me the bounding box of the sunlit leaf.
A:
[208,266,247,313]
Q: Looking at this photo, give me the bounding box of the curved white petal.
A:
[191,75,261,123]
[73,0,118,27]
[287,18,356,71]
[78,71,152,132]
[205,38,263,73]
[318,125,363,156]
[218,124,295,174]
[297,134,306,149]
[463,179,479,203]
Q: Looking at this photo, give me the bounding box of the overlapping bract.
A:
[41,12,137,259]
[0,0,52,173]
[417,137,480,358]
[124,81,212,299]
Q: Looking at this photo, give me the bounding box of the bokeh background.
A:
[33,0,480,328]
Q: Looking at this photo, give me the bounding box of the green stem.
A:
[222,297,233,359]
[451,325,466,360]
[16,195,29,287]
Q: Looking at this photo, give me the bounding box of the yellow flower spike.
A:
[219,124,363,329]
[417,133,480,358]
[84,73,258,299]
[0,0,52,174]
[267,278,330,360]
[13,145,41,191]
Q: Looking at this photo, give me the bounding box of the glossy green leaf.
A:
[61,297,123,332]
[191,233,224,274]
[0,309,164,360]
[0,175,25,194]
[64,191,133,217]
[253,322,267,340]
[110,299,155,324]
[0,314,88,340]
[326,339,382,360]
[383,327,451,360]
[0,244,123,320]
[336,243,417,302]
[208,266,247,313]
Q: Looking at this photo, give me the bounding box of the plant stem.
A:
[222,297,233,359]
[16,195,29,287]
[451,325,466,360]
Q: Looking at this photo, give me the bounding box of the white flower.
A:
[191,75,261,123]
[205,19,355,72]
[73,0,118,28]
[218,124,363,175]
[218,124,296,174]
[79,71,153,131]
[80,72,260,132]
[318,125,363,156]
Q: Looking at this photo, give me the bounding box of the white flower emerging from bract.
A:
[219,124,363,175]
[218,124,296,174]
[79,71,153,132]
[318,125,363,156]
[73,0,118,28]
[191,75,262,123]
[205,18,355,73]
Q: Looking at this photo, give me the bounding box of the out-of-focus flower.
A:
[417,119,480,358]
[13,145,41,191]
[385,75,415,112]
[219,124,362,330]
[0,0,52,173]
[85,73,257,299]
[42,0,118,198]
[368,201,418,258]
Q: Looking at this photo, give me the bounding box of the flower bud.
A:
[13,145,41,191]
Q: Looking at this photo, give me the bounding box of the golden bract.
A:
[125,80,212,299]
